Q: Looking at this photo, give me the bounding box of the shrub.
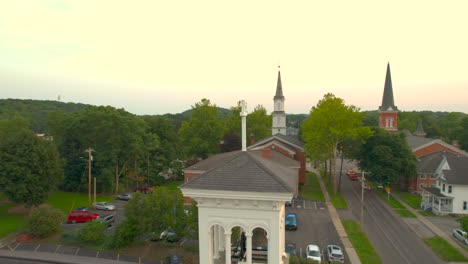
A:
[109,220,139,249]
[458,216,468,232]
[77,220,107,243]
[289,256,319,264]
[28,207,65,238]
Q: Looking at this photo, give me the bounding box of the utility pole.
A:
[85,148,94,209]
[338,145,344,192]
[361,171,365,227]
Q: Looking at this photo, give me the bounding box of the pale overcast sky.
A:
[1,0,467,115]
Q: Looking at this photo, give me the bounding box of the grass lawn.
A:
[394,190,422,209]
[424,236,467,262]
[342,220,382,264]
[299,173,325,202]
[374,189,416,218]
[322,173,348,209]
[47,192,117,214]
[0,202,29,237]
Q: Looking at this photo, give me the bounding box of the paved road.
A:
[0,257,55,264]
[339,161,443,264]
[285,199,343,261]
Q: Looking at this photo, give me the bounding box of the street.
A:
[339,160,444,264]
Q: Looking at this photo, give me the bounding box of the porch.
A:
[421,187,454,215]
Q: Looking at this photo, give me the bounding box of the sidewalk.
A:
[308,167,361,264]
[391,194,468,259]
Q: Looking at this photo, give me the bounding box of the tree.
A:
[457,116,468,151]
[355,127,417,185]
[0,117,63,207]
[179,98,224,159]
[302,93,372,194]
[247,105,272,144]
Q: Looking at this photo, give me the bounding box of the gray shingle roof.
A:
[422,187,452,198]
[444,156,468,185]
[418,151,457,174]
[274,133,304,149]
[181,151,293,193]
[406,134,437,150]
[379,62,398,112]
[185,150,241,172]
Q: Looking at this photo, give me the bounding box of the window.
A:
[431,184,436,188]
[464,201,467,210]
[430,174,437,179]
[420,184,426,189]
[443,184,445,192]
[420,174,427,179]
[448,186,452,193]
[438,181,441,186]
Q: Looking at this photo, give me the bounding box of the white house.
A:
[421,154,468,215]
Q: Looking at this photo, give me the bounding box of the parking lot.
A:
[285,198,345,261]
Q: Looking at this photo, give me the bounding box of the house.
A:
[421,154,468,215]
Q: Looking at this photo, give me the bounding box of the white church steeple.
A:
[272,66,287,135]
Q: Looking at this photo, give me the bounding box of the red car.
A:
[135,186,153,193]
[67,210,99,224]
[363,183,373,190]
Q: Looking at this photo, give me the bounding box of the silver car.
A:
[94,202,116,211]
[327,244,344,263]
[117,193,132,201]
[452,229,468,245]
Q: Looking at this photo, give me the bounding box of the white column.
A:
[225,231,232,264]
[219,226,225,252]
[213,226,219,259]
[208,229,213,264]
[245,232,253,264]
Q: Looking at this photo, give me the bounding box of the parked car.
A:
[285,200,292,207]
[135,186,153,193]
[94,202,116,211]
[363,183,373,190]
[97,214,115,227]
[285,213,298,230]
[75,207,88,211]
[306,244,321,262]
[165,255,184,264]
[160,229,179,242]
[117,193,132,201]
[452,229,468,245]
[67,210,99,224]
[327,245,344,263]
[285,242,297,256]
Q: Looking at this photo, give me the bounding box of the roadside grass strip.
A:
[299,172,325,201]
[47,192,116,214]
[374,189,416,218]
[320,171,348,209]
[394,190,422,209]
[0,202,28,237]
[342,220,382,264]
[424,236,468,262]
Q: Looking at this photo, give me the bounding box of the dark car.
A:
[67,210,99,224]
[285,213,298,230]
[165,255,183,264]
[285,242,297,256]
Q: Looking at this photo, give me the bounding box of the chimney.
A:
[240,100,248,151]
[262,148,271,159]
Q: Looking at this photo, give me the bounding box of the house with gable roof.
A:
[420,154,468,215]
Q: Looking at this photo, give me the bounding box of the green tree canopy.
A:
[247,104,272,143]
[179,98,224,159]
[355,127,417,184]
[0,117,63,207]
[302,93,372,193]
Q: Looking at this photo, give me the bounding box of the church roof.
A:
[379,63,398,112]
[250,133,304,150]
[418,151,458,174]
[181,151,293,193]
[274,69,284,100]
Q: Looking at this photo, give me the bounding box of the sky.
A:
[1,0,467,115]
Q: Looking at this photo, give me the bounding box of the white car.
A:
[94,202,116,211]
[327,244,344,263]
[452,228,468,245]
[306,244,321,262]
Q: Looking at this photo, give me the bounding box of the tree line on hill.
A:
[0,98,467,206]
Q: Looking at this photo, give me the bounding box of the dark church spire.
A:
[415,119,427,137]
[274,65,284,100]
[379,62,398,111]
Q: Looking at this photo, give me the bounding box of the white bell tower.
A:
[272,66,287,135]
